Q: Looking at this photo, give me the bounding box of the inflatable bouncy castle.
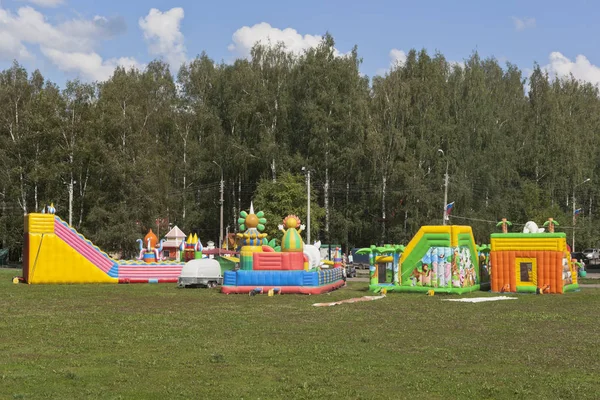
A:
[221,204,345,295]
[490,220,579,294]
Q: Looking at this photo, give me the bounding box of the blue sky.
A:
[0,0,599,87]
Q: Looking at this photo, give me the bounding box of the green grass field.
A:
[1,268,600,399]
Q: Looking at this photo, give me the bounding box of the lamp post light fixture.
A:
[572,177,591,252]
[302,166,311,244]
[438,149,449,225]
[212,160,224,254]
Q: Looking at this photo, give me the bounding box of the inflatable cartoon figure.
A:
[41,203,56,214]
[154,239,166,261]
[135,229,168,262]
[236,203,268,246]
[236,203,268,270]
[523,221,545,233]
[136,229,159,263]
[303,240,322,270]
[278,214,305,252]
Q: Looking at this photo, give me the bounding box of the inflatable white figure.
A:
[136,239,145,260]
[303,240,322,270]
[206,241,215,259]
[523,221,545,233]
[154,239,166,261]
[41,203,56,214]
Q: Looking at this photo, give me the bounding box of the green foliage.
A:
[252,172,325,241]
[3,40,600,259]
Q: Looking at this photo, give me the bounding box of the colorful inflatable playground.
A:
[19,203,579,295]
[21,206,238,284]
[20,203,346,295]
[221,205,345,294]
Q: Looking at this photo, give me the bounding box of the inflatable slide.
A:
[22,213,184,284]
[367,225,484,294]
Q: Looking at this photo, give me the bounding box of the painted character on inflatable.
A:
[278,214,305,252]
[451,249,460,287]
[410,267,421,286]
[421,264,431,286]
[430,248,439,287]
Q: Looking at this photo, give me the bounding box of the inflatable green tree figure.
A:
[496,218,512,233]
[382,244,405,285]
[543,218,559,233]
[357,245,383,287]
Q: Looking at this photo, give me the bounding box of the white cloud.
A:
[0,7,125,53]
[228,22,345,59]
[0,29,32,61]
[0,7,81,53]
[512,16,536,32]
[377,48,464,76]
[139,8,186,68]
[59,15,127,41]
[376,49,408,76]
[19,0,65,8]
[375,48,409,76]
[449,60,465,70]
[0,6,140,81]
[542,51,600,86]
[389,48,407,67]
[41,47,142,81]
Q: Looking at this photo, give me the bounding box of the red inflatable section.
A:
[253,251,305,270]
[221,280,345,294]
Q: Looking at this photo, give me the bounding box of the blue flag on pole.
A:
[574,208,582,216]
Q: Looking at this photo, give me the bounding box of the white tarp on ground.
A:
[313,295,386,307]
[442,296,518,303]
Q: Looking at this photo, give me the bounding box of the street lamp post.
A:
[438,149,449,225]
[302,167,311,244]
[212,160,224,254]
[225,225,230,251]
[572,178,591,252]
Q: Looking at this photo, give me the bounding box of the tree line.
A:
[2,33,600,261]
